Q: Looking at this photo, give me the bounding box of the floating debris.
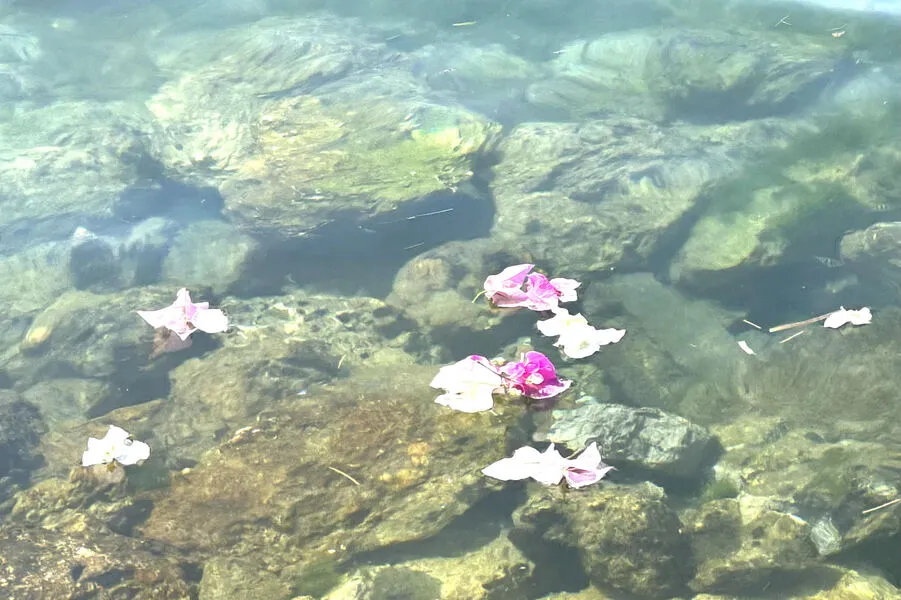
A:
[810,516,842,556]
[737,340,756,355]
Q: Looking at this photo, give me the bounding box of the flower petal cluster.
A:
[82,425,151,467]
[537,308,627,359]
[483,264,580,311]
[431,351,571,412]
[137,288,228,341]
[481,442,614,489]
[823,306,872,329]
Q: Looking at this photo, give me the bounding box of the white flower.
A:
[824,306,872,329]
[481,442,614,488]
[537,308,626,359]
[82,425,151,467]
[430,355,505,413]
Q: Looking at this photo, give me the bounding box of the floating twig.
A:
[862,498,901,515]
[327,466,361,486]
[779,330,805,344]
[742,319,762,330]
[768,311,833,333]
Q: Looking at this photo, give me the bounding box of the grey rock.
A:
[0,100,152,231]
[161,219,258,295]
[489,117,801,278]
[0,525,194,599]
[515,482,692,598]
[200,556,292,600]
[528,27,842,121]
[0,390,44,479]
[537,400,719,478]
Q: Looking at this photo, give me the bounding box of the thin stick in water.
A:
[779,330,805,344]
[327,466,361,486]
[768,311,833,333]
[862,497,901,515]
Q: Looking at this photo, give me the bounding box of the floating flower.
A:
[483,264,533,308]
[82,425,151,467]
[537,308,626,359]
[824,306,872,329]
[499,351,571,399]
[137,288,229,341]
[430,355,505,413]
[481,442,613,488]
[522,273,580,311]
[483,265,580,311]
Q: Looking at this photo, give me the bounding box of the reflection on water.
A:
[0,0,900,598]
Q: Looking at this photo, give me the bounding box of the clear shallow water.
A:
[0,0,900,599]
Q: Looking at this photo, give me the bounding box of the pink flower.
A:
[483,264,533,308]
[483,265,581,311]
[499,351,571,400]
[522,273,581,311]
[137,288,229,341]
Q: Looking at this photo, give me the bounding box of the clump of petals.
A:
[483,264,534,308]
[430,355,505,413]
[499,351,571,399]
[522,273,581,311]
[137,288,229,341]
[824,306,872,329]
[483,265,581,311]
[537,308,625,359]
[82,425,151,467]
[481,442,613,488]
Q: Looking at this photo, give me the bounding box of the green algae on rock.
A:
[219,95,496,235]
[670,103,901,287]
[138,366,515,573]
[514,482,692,598]
[489,116,800,279]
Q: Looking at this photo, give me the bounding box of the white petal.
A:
[82,447,109,467]
[114,439,151,465]
[191,308,229,334]
[566,442,601,471]
[481,454,538,482]
[104,425,132,444]
[434,386,495,413]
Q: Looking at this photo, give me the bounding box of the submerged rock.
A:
[218,94,496,235]
[139,366,515,572]
[528,27,842,121]
[160,219,258,294]
[0,101,151,229]
[0,525,195,599]
[490,116,799,278]
[684,496,827,595]
[710,416,901,557]
[536,400,719,479]
[387,238,535,347]
[0,390,45,504]
[670,105,901,288]
[148,15,497,236]
[514,483,692,597]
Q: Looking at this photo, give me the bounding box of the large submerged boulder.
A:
[527,27,843,121]
[147,15,498,236]
[489,116,801,278]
